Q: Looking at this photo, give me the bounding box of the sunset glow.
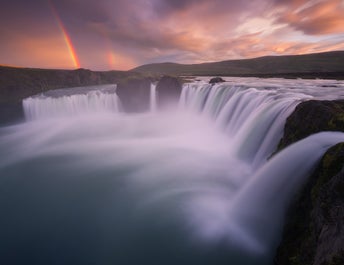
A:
[108,51,137,70]
[0,0,343,70]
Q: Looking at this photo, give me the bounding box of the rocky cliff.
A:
[0,66,160,123]
[0,66,160,104]
[275,100,344,265]
[0,66,182,122]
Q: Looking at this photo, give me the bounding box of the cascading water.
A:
[150,83,157,112]
[0,77,344,265]
[23,84,121,120]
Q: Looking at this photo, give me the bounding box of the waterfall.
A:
[179,82,307,167]
[22,84,121,120]
[150,83,157,112]
[1,77,344,265]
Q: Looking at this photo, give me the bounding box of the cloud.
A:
[0,0,343,70]
[273,0,344,35]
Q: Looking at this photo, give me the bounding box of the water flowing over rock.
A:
[0,66,158,123]
[1,77,344,265]
[275,100,344,265]
[22,84,121,120]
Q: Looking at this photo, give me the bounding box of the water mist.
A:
[0,77,344,265]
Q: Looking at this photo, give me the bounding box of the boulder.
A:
[209,77,225,84]
[156,76,182,109]
[277,100,344,150]
[116,77,152,112]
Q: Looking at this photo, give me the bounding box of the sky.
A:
[1,0,344,70]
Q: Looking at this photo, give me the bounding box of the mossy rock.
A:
[277,100,344,151]
[275,100,344,265]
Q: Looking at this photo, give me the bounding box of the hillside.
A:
[132,51,344,78]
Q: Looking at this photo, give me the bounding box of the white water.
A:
[150,83,157,112]
[1,77,344,265]
[23,84,121,120]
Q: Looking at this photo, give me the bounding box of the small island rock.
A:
[209,77,225,84]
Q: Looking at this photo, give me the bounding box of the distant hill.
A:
[1,50,344,104]
[132,51,344,79]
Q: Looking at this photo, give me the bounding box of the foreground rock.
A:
[275,100,344,265]
[278,100,344,149]
[156,76,182,109]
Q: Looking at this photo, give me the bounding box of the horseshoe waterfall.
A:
[0,77,344,265]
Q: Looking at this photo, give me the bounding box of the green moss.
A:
[328,113,344,130]
[311,143,344,202]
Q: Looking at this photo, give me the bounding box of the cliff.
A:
[0,66,159,124]
[275,100,344,265]
[0,66,182,122]
[0,66,158,104]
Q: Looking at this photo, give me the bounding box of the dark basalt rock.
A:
[275,100,344,265]
[277,100,344,150]
[0,65,154,104]
[209,77,225,84]
[116,77,152,112]
[0,103,24,125]
[275,144,344,265]
[156,75,182,109]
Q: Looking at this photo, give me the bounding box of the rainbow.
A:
[49,1,80,69]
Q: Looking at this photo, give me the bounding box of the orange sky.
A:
[0,0,343,70]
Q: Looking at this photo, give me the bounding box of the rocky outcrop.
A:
[156,76,182,109]
[0,67,183,118]
[0,66,154,104]
[0,66,160,122]
[0,103,24,125]
[209,77,225,84]
[275,100,344,265]
[278,100,344,149]
[116,77,152,112]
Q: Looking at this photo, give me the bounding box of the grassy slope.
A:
[132,51,344,77]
